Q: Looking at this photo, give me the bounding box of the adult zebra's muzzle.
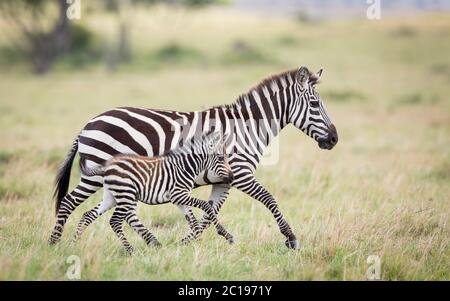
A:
[318,124,338,150]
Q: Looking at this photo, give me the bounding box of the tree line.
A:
[0,0,227,74]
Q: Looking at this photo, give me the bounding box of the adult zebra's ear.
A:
[309,68,324,85]
[296,66,310,89]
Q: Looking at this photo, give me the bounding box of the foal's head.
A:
[204,131,234,184]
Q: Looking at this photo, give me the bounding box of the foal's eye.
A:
[217,155,224,162]
[310,101,320,108]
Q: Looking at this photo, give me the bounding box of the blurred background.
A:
[0,0,449,280]
[1,0,449,75]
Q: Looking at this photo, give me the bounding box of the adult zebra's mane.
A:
[213,69,298,112]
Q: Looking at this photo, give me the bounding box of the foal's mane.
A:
[166,130,217,158]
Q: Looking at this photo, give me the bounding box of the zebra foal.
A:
[73,131,233,255]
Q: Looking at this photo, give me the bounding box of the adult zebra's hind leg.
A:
[72,189,116,242]
[49,177,102,245]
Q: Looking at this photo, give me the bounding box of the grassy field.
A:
[0,5,449,280]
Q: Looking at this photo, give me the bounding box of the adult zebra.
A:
[49,66,338,249]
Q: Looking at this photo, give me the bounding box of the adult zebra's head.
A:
[289,66,338,150]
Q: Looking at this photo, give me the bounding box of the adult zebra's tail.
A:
[54,136,79,215]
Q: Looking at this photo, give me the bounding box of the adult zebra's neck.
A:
[204,70,298,167]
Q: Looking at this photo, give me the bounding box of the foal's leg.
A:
[172,194,232,244]
[182,208,232,244]
[125,205,161,247]
[201,184,233,242]
[177,205,200,234]
[180,184,233,244]
[72,189,116,242]
[197,208,234,244]
[109,201,134,255]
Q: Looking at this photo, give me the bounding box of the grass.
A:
[0,6,449,280]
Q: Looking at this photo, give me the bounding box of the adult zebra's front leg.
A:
[235,176,299,249]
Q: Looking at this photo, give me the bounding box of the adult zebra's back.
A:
[49,66,338,249]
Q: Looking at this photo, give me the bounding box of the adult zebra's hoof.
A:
[227,236,235,245]
[285,239,300,250]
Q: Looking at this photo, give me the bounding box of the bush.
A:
[134,0,229,6]
[55,24,102,69]
[222,40,272,64]
[153,43,205,65]
[391,27,417,38]
[71,24,95,53]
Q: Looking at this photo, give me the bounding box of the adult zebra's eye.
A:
[310,101,320,108]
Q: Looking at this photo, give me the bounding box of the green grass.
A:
[0,6,449,280]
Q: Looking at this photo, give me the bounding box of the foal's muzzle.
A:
[223,172,234,184]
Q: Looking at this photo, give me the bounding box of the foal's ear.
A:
[296,66,310,89]
[220,133,230,155]
[207,131,222,151]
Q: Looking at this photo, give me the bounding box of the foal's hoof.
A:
[285,239,300,250]
[180,238,190,245]
[227,236,235,245]
[125,246,135,256]
[48,236,60,246]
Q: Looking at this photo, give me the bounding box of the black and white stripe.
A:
[49,66,338,249]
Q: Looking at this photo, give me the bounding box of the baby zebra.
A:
[74,131,234,255]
